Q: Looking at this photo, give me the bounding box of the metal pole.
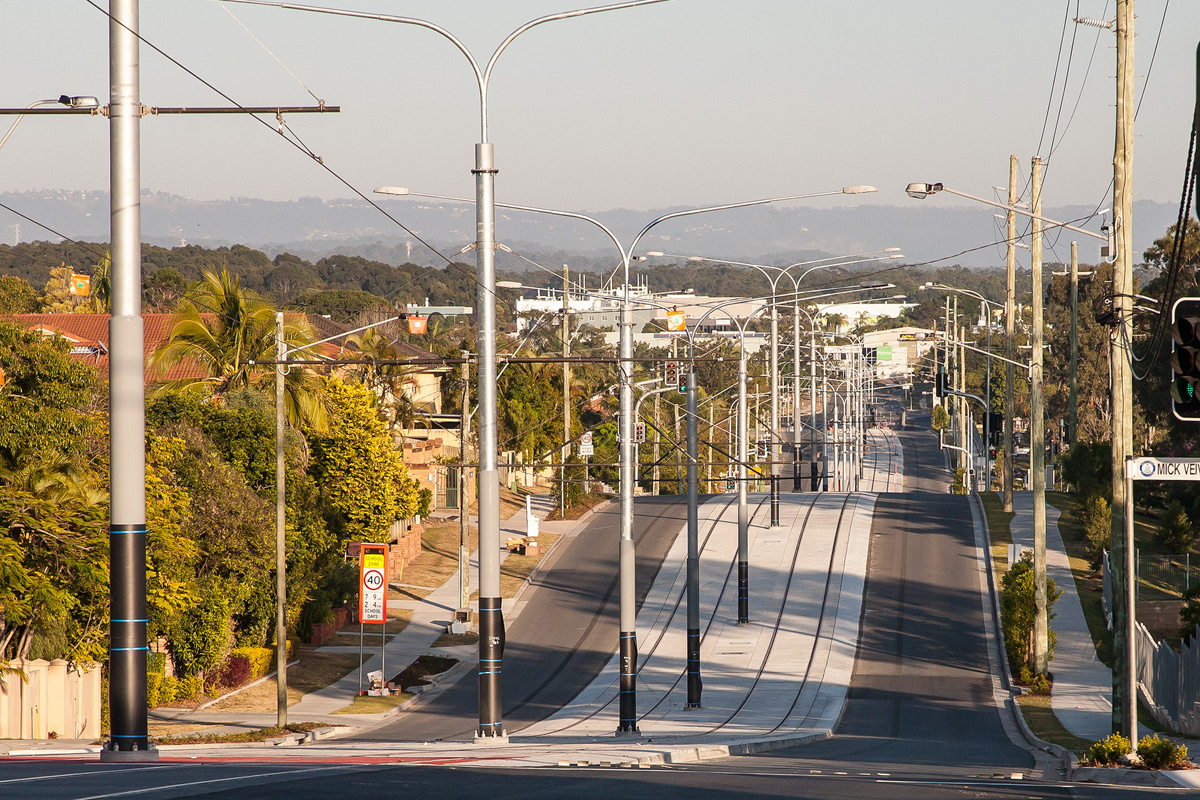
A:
[617,261,639,734]
[737,352,749,624]
[1069,242,1079,450]
[1111,0,1136,737]
[562,264,571,513]
[769,302,780,526]
[474,141,504,740]
[1004,155,1017,512]
[793,296,803,491]
[814,326,823,490]
[459,353,471,614]
[1124,458,1137,751]
[686,366,702,705]
[275,314,288,727]
[103,0,155,762]
[1031,157,1049,675]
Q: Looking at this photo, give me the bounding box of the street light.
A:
[0,95,101,153]
[471,185,880,720]
[920,283,997,492]
[647,249,903,497]
[232,0,675,741]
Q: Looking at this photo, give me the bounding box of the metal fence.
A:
[1137,553,1199,601]
[1137,622,1200,737]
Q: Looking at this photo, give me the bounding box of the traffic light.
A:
[678,366,688,394]
[633,421,646,443]
[1171,297,1200,421]
[934,369,946,398]
[664,361,678,387]
[725,472,735,492]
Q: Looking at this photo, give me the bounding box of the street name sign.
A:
[1128,457,1200,481]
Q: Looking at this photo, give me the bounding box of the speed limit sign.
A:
[359,545,388,624]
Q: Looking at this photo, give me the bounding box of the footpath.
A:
[1,431,889,767]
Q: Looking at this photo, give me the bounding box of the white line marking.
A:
[71,765,359,800]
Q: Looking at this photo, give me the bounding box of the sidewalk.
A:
[1008,492,1115,741]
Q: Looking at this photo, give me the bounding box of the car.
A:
[1014,446,1031,457]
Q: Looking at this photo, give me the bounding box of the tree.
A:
[1155,499,1193,553]
[931,404,949,431]
[1001,551,1062,679]
[150,267,328,431]
[0,274,39,313]
[307,377,420,543]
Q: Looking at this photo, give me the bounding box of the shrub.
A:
[1088,733,1131,765]
[231,646,274,680]
[214,654,252,690]
[1155,500,1194,553]
[1180,585,1200,645]
[1080,494,1111,570]
[146,672,164,709]
[1028,674,1051,696]
[177,673,203,701]
[1000,551,1062,677]
[1137,734,1190,769]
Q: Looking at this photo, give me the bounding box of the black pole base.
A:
[477,597,504,740]
[793,450,803,491]
[615,725,642,736]
[686,627,702,707]
[99,741,158,762]
[811,461,820,491]
[473,730,510,744]
[769,476,781,527]
[737,561,749,624]
[618,630,638,734]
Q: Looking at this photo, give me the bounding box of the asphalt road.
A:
[9,414,1169,798]
[357,494,702,741]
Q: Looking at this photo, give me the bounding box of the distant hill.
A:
[0,189,1179,270]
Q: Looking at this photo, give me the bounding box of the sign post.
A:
[1122,457,1200,753]
[358,542,389,694]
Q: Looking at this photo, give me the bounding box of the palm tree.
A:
[343,328,426,436]
[150,268,328,430]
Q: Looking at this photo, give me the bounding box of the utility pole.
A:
[459,352,471,616]
[102,0,155,763]
[1110,0,1136,739]
[1031,157,1049,674]
[275,315,287,727]
[1004,155,1018,513]
[562,264,570,515]
[1069,242,1079,448]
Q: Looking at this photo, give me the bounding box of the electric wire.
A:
[83,0,504,316]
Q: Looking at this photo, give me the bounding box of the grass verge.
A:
[390,654,458,690]
[398,522,477,600]
[155,722,324,745]
[1016,694,1095,753]
[980,491,1014,575]
[203,647,359,712]
[431,631,478,648]
[333,693,413,715]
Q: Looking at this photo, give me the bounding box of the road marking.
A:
[70,765,358,800]
[0,767,170,786]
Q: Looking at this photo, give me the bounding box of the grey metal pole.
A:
[737,352,749,623]
[1069,242,1079,450]
[275,314,288,727]
[1004,155,1017,513]
[563,264,571,514]
[769,303,780,526]
[474,141,504,740]
[459,353,471,614]
[1124,458,1137,750]
[617,268,638,733]
[685,366,701,706]
[812,324,820,491]
[102,0,156,764]
[792,297,803,491]
[1031,157,1049,675]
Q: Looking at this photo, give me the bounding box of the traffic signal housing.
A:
[678,365,688,394]
[934,369,946,398]
[1171,297,1200,421]
[664,361,678,387]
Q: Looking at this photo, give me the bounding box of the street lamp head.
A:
[645,251,665,257]
[858,281,890,289]
[883,247,902,253]
[59,95,100,109]
[373,186,410,196]
[905,182,943,200]
[841,185,878,195]
[496,280,524,289]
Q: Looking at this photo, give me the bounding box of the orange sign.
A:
[70,273,91,297]
[666,309,686,332]
[407,315,428,335]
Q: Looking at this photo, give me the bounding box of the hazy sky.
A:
[2,1,1195,220]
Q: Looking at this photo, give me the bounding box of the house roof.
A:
[0,312,342,385]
